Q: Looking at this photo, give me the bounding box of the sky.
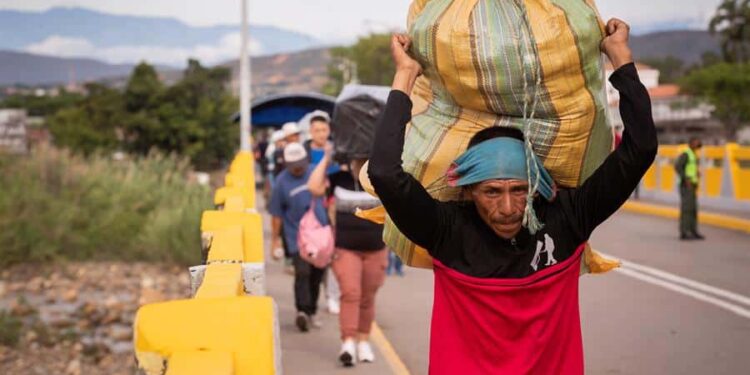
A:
[0,0,723,44]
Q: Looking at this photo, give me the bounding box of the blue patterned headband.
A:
[446,137,555,233]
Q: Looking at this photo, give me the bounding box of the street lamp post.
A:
[239,0,252,152]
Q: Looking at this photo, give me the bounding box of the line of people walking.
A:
[266,113,390,367]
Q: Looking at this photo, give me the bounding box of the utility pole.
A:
[239,0,252,151]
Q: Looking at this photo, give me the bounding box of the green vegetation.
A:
[120,60,239,170]
[48,83,123,155]
[0,310,22,347]
[0,147,211,267]
[681,62,750,140]
[709,0,750,63]
[324,33,396,96]
[1,59,238,170]
[0,91,83,117]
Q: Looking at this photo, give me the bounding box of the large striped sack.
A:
[384,0,614,268]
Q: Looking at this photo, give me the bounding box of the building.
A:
[605,62,722,144]
[0,109,28,154]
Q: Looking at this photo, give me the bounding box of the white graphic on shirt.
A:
[531,233,558,271]
[289,184,309,197]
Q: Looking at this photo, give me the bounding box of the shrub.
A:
[0,311,22,347]
[0,147,212,266]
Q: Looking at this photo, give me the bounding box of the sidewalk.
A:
[622,198,750,234]
[634,190,750,220]
[262,215,395,375]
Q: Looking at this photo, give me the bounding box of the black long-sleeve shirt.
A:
[369,63,658,278]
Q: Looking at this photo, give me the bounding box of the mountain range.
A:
[0,6,723,89]
[630,30,721,64]
[0,7,320,67]
[0,50,137,86]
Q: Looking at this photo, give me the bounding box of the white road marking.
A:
[619,259,750,307]
[615,268,750,319]
[596,252,750,320]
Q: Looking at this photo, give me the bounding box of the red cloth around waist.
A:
[429,244,585,375]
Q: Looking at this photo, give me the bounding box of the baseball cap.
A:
[283,142,308,169]
[282,122,301,138]
[308,110,331,122]
[270,130,285,144]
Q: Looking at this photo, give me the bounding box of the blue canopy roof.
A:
[234,92,336,128]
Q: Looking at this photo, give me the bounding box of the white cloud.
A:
[24,33,262,66]
[596,0,719,33]
[26,35,96,57]
[4,1,723,44]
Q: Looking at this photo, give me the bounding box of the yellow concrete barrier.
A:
[133,150,278,374]
[226,151,257,199]
[214,186,255,211]
[229,151,255,176]
[195,263,244,298]
[165,351,234,375]
[205,225,244,262]
[700,146,724,197]
[225,172,253,187]
[642,164,657,190]
[657,145,682,192]
[134,296,279,375]
[201,211,264,263]
[642,144,750,201]
[223,195,246,212]
[728,144,750,200]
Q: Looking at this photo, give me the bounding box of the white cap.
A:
[282,122,301,138]
[283,142,308,165]
[270,130,285,144]
[308,110,331,122]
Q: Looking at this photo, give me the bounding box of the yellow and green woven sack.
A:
[384,0,615,268]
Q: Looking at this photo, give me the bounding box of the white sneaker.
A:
[310,314,323,329]
[339,339,357,367]
[327,298,340,315]
[357,341,375,363]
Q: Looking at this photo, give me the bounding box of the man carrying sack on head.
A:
[368,19,657,375]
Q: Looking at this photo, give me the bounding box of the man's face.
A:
[309,120,330,148]
[288,164,307,177]
[470,179,529,239]
[285,133,300,144]
[690,139,702,151]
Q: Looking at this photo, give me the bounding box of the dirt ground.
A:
[0,262,191,375]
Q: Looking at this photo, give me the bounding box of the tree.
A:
[700,51,723,68]
[709,0,750,63]
[324,33,396,95]
[129,59,238,169]
[0,91,83,117]
[124,62,163,112]
[680,62,750,140]
[33,59,237,168]
[47,83,124,154]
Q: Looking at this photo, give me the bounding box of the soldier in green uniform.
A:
[675,137,705,240]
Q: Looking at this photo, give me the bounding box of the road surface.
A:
[267,209,750,374]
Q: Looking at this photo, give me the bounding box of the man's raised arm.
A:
[561,19,659,241]
[368,34,441,251]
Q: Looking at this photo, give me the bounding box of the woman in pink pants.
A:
[308,144,387,367]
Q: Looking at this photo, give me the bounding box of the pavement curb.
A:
[371,322,411,375]
[621,201,750,234]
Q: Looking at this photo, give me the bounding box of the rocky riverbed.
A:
[0,262,191,374]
